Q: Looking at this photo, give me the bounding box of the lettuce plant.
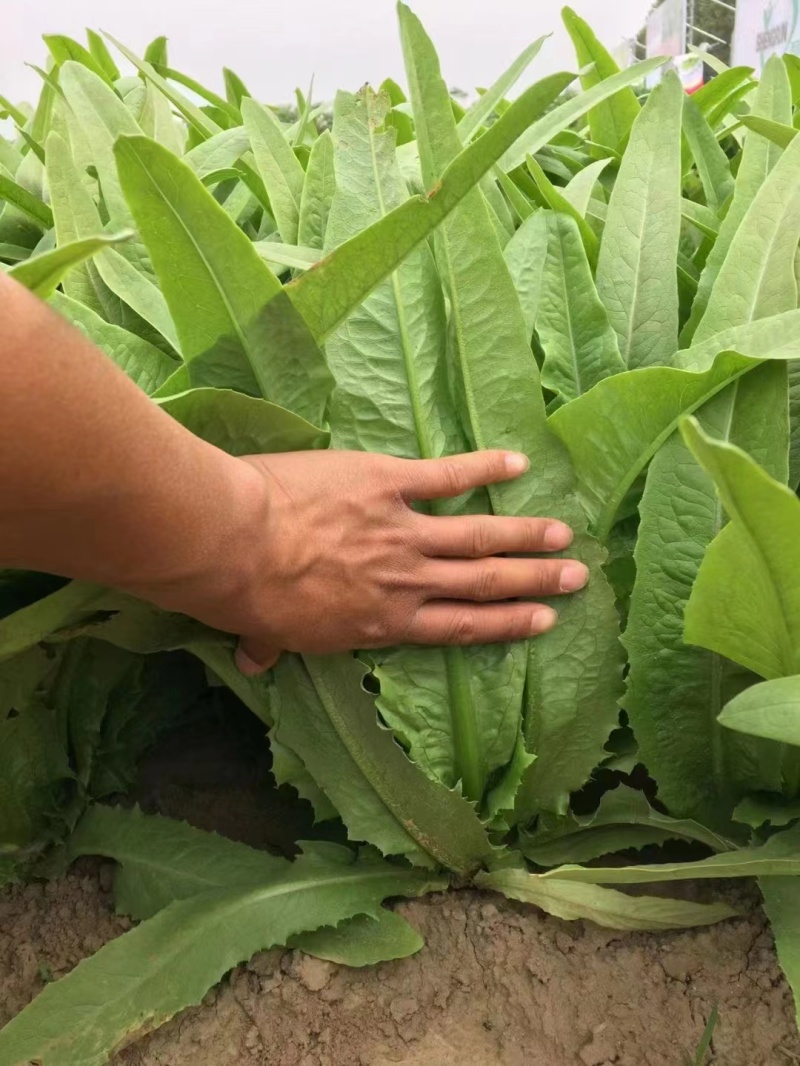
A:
[3,5,800,1061]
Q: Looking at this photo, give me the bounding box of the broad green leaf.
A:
[286,68,576,342]
[477,868,737,929]
[498,56,668,172]
[184,126,251,181]
[693,114,800,344]
[693,65,754,122]
[537,212,624,404]
[562,157,612,217]
[223,67,251,108]
[400,1,623,817]
[457,36,547,142]
[682,196,720,239]
[298,130,335,249]
[93,245,181,352]
[623,365,789,828]
[0,171,52,228]
[682,56,792,345]
[321,88,522,801]
[543,824,800,883]
[549,350,768,539]
[0,848,440,1066]
[86,30,120,83]
[106,35,219,140]
[525,154,599,267]
[68,805,289,919]
[270,654,495,874]
[150,64,239,124]
[143,36,168,68]
[0,243,32,262]
[719,676,800,746]
[242,97,305,243]
[59,61,142,227]
[157,387,329,454]
[8,232,130,296]
[50,291,177,394]
[138,81,184,157]
[502,209,548,337]
[682,419,800,680]
[562,6,640,150]
[683,94,734,212]
[595,73,683,369]
[520,784,733,867]
[44,35,111,84]
[740,114,797,149]
[114,135,333,424]
[760,876,800,1030]
[291,909,424,966]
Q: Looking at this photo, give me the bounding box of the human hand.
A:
[217,448,588,675]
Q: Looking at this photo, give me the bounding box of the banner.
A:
[732,0,800,70]
[646,0,687,86]
[646,0,687,57]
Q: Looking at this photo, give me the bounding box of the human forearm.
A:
[0,273,264,611]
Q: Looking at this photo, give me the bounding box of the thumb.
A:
[235,637,282,676]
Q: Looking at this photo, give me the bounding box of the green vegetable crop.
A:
[3,5,800,1061]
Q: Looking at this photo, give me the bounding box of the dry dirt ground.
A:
[1,720,799,1066]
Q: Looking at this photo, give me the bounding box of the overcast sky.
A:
[3,0,653,107]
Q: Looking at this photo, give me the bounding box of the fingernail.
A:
[531,606,558,634]
[235,647,264,677]
[560,562,589,592]
[505,452,529,475]
[543,521,573,550]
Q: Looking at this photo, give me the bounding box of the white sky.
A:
[3,0,653,107]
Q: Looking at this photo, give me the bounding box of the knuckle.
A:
[468,520,493,557]
[440,459,467,497]
[443,608,477,644]
[471,564,499,601]
[522,519,546,552]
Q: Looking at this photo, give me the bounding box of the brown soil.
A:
[1,718,799,1066]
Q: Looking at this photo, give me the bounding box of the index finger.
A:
[398,451,529,501]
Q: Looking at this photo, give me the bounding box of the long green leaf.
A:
[740,113,797,149]
[114,135,333,424]
[520,784,733,867]
[242,97,307,243]
[682,419,800,680]
[0,848,439,1066]
[156,387,329,454]
[562,157,612,217]
[498,56,668,171]
[477,868,737,929]
[543,824,800,883]
[683,94,734,212]
[693,114,800,344]
[525,154,599,267]
[0,172,52,228]
[623,366,789,829]
[682,56,792,345]
[0,582,113,662]
[457,36,547,142]
[322,87,520,800]
[537,212,625,403]
[8,232,130,296]
[562,6,640,150]
[271,654,495,874]
[59,61,142,227]
[298,129,335,249]
[760,876,800,1031]
[399,1,623,817]
[286,68,575,342]
[50,291,177,394]
[595,72,683,369]
[502,209,548,337]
